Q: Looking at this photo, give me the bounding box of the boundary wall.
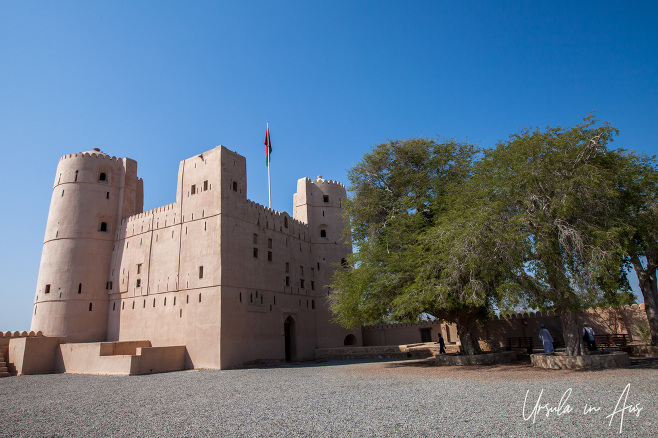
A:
[362,304,650,348]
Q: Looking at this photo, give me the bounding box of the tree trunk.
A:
[556,305,585,356]
[455,310,482,355]
[634,260,658,346]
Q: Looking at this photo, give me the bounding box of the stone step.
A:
[0,366,7,373]
[0,372,9,378]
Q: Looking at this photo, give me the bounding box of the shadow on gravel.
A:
[381,356,535,372]
[381,355,658,372]
[627,357,658,369]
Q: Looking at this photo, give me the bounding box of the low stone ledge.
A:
[531,351,630,370]
[626,345,658,358]
[315,346,410,360]
[435,351,517,366]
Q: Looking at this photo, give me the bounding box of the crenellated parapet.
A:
[122,202,179,223]
[1,331,43,338]
[59,151,124,163]
[363,320,444,330]
[308,176,346,189]
[246,200,310,236]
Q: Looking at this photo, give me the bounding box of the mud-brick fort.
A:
[0,145,651,376]
[23,145,359,372]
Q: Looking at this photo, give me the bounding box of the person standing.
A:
[438,333,446,354]
[538,323,554,354]
[583,323,597,351]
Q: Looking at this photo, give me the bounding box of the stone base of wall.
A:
[316,346,411,360]
[316,342,460,360]
[531,351,630,370]
[626,345,658,358]
[434,350,517,366]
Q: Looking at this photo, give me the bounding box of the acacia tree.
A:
[329,137,491,354]
[481,116,630,355]
[617,155,658,345]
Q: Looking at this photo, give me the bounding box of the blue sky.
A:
[1,1,657,331]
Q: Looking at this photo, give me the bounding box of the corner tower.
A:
[293,176,360,347]
[31,149,143,342]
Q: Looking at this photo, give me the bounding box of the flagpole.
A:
[267,121,272,208]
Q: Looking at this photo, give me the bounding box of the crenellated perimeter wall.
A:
[362,304,650,348]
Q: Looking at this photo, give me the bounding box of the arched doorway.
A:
[284,316,296,362]
[344,334,357,346]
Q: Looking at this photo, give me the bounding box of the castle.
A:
[8,144,648,376]
[29,145,360,370]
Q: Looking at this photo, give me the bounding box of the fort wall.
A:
[362,304,650,348]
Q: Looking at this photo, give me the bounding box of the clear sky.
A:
[1,1,657,331]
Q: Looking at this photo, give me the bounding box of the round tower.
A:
[31,149,142,342]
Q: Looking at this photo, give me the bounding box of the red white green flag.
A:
[264,123,272,166]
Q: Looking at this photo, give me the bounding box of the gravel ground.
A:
[1,357,656,437]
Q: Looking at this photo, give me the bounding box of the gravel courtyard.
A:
[1,357,656,437]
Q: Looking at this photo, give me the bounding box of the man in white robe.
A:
[538,323,554,353]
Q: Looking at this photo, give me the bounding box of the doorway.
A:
[284,316,296,362]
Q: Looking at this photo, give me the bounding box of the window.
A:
[100,222,108,232]
[320,230,327,238]
[323,195,329,203]
[268,238,272,249]
[286,276,290,286]
[253,248,258,258]
[267,251,272,261]
[74,170,78,182]
[299,266,304,275]
[300,279,305,288]
[99,172,107,182]
[136,279,141,287]
[204,180,208,191]
[106,192,110,199]
[284,217,288,228]
[199,266,204,279]
[311,281,315,290]
[191,184,196,194]
[233,181,238,191]
[78,283,82,294]
[253,234,258,244]
[45,284,50,294]
[285,262,289,273]
[89,303,92,311]
[137,264,142,274]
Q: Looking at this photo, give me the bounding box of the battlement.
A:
[246,200,309,232]
[1,331,43,338]
[301,176,346,189]
[122,202,179,224]
[362,320,443,330]
[362,304,649,329]
[59,151,124,164]
[494,303,646,320]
